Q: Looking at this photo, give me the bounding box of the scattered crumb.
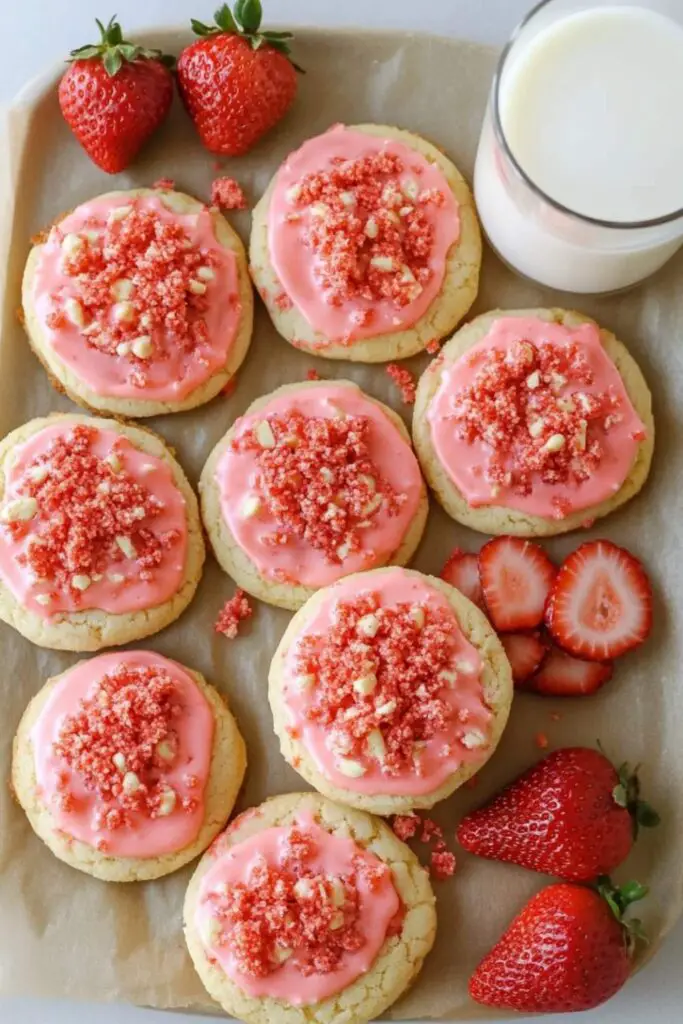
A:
[386,363,417,404]
[15,307,25,326]
[215,590,253,639]
[426,338,440,354]
[274,291,293,311]
[549,712,562,722]
[306,369,322,381]
[211,176,248,210]
[31,229,49,245]
[430,848,457,880]
[420,817,444,845]
[152,177,175,191]
[221,377,238,398]
[391,813,420,842]
[535,731,549,750]
[465,774,479,790]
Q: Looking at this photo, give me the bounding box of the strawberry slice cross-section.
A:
[527,643,614,696]
[478,536,556,632]
[441,548,484,609]
[545,540,652,661]
[500,632,547,686]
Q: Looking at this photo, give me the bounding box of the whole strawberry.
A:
[469,879,647,1012]
[177,1,300,156]
[58,17,174,174]
[458,747,659,882]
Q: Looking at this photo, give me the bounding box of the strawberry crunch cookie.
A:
[250,123,481,362]
[269,568,512,815]
[184,792,436,1024]
[413,309,654,536]
[0,414,204,650]
[22,188,253,417]
[200,380,428,610]
[12,651,246,882]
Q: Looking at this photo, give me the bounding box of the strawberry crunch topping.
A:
[391,812,457,880]
[45,199,220,388]
[450,338,627,515]
[386,364,417,405]
[287,151,443,315]
[292,592,465,778]
[2,425,178,599]
[211,176,248,210]
[215,590,253,639]
[53,663,188,832]
[231,412,405,564]
[203,825,386,978]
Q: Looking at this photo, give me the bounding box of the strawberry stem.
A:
[596,875,649,953]
[612,761,661,838]
[68,15,175,76]
[190,2,304,71]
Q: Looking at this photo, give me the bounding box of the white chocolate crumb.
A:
[352,672,378,696]
[131,335,154,359]
[108,205,132,223]
[241,494,261,518]
[336,757,366,778]
[71,574,91,591]
[157,788,177,817]
[461,729,488,750]
[365,729,386,763]
[1,497,38,523]
[196,265,215,282]
[357,613,380,638]
[255,420,276,448]
[542,433,566,453]
[64,297,86,328]
[526,370,541,390]
[115,535,136,559]
[122,771,141,794]
[111,278,134,301]
[112,752,127,772]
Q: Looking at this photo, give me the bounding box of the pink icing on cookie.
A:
[195,815,400,1003]
[282,569,492,795]
[0,422,188,617]
[32,192,242,401]
[31,651,214,857]
[427,317,647,520]
[215,384,423,588]
[268,125,460,343]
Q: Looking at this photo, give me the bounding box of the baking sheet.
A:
[0,26,682,1019]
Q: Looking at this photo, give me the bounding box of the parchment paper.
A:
[0,28,682,1019]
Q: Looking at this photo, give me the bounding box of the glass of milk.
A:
[474,0,683,293]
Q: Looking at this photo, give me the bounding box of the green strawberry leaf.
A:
[233,0,248,26]
[191,18,216,36]
[69,45,103,58]
[262,30,294,39]
[238,0,263,34]
[636,801,661,829]
[214,4,238,33]
[103,48,123,76]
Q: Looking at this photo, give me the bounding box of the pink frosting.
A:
[31,651,214,858]
[32,193,241,401]
[0,422,188,617]
[195,816,399,1003]
[282,568,492,795]
[267,125,460,342]
[215,384,423,587]
[427,317,647,518]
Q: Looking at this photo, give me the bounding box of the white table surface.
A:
[1,0,681,1021]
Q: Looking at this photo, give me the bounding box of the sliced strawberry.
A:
[500,632,547,686]
[441,548,484,609]
[527,644,614,696]
[545,541,652,661]
[478,537,556,632]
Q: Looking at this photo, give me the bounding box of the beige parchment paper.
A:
[0,27,682,1019]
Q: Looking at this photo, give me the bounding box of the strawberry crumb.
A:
[232,412,405,564]
[465,774,479,789]
[274,291,293,311]
[536,731,550,750]
[6,425,175,598]
[215,590,252,639]
[294,592,461,776]
[549,712,562,722]
[430,848,457,880]
[211,177,248,210]
[391,813,420,841]
[386,364,417,404]
[450,338,631,510]
[420,817,444,844]
[221,376,238,397]
[54,663,187,829]
[287,152,444,310]
[306,369,322,381]
[152,177,175,191]
[204,825,380,977]
[426,339,440,354]
[47,200,218,386]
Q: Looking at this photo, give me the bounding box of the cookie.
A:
[22,188,253,417]
[200,380,428,611]
[250,123,481,362]
[0,413,204,650]
[184,792,436,1024]
[11,651,246,882]
[268,567,513,815]
[413,308,654,536]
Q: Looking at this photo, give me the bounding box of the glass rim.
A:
[492,0,683,231]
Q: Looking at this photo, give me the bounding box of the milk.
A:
[475,4,683,293]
